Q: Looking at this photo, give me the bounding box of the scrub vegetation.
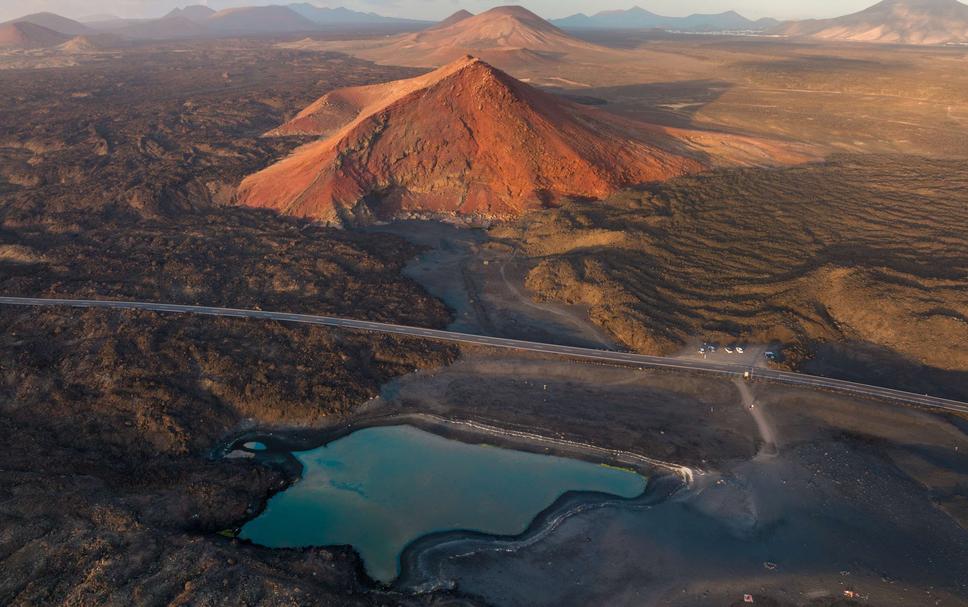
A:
[0,39,458,606]
[496,155,968,398]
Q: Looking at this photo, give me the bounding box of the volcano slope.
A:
[773,0,968,45]
[236,56,705,225]
[0,22,69,49]
[494,154,968,400]
[238,56,814,226]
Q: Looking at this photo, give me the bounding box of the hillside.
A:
[237,56,705,225]
[774,0,968,44]
[0,22,70,49]
[496,156,968,398]
[2,12,91,36]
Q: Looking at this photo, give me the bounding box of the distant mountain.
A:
[553,6,658,29]
[9,5,430,42]
[2,12,92,36]
[346,5,610,68]
[287,4,429,26]
[78,16,146,32]
[553,6,777,31]
[676,11,778,31]
[435,10,475,29]
[77,14,124,23]
[0,22,71,49]
[164,6,217,23]
[115,14,210,40]
[773,0,968,44]
[205,6,318,34]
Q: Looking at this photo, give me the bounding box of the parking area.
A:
[674,340,777,368]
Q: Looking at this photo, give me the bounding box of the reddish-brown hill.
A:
[237,56,705,225]
[342,5,615,68]
[0,22,70,49]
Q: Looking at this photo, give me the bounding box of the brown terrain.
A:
[307,11,968,157]
[492,154,968,398]
[1,6,968,606]
[0,40,420,219]
[774,0,968,45]
[0,37,471,605]
[0,169,464,604]
[238,56,716,225]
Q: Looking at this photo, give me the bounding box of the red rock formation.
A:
[237,56,705,225]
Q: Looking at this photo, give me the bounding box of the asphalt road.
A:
[2,295,967,416]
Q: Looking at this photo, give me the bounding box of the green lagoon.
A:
[239,425,646,582]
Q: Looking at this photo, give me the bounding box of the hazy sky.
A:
[2,0,879,23]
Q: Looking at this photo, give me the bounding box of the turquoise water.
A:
[239,425,646,582]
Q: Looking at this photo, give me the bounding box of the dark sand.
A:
[358,351,968,606]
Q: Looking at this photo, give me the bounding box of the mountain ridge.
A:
[1,12,91,36]
[552,6,778,31]
[311,5,615,69]
[773,0,968,44]
[0,21,71,49]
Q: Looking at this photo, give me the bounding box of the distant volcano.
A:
[326,5,615,68]
[0,22,70,49]
[236,56,706,225]
[434,9,475,30]
[773,0,968,44]
[1,12,91,36]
